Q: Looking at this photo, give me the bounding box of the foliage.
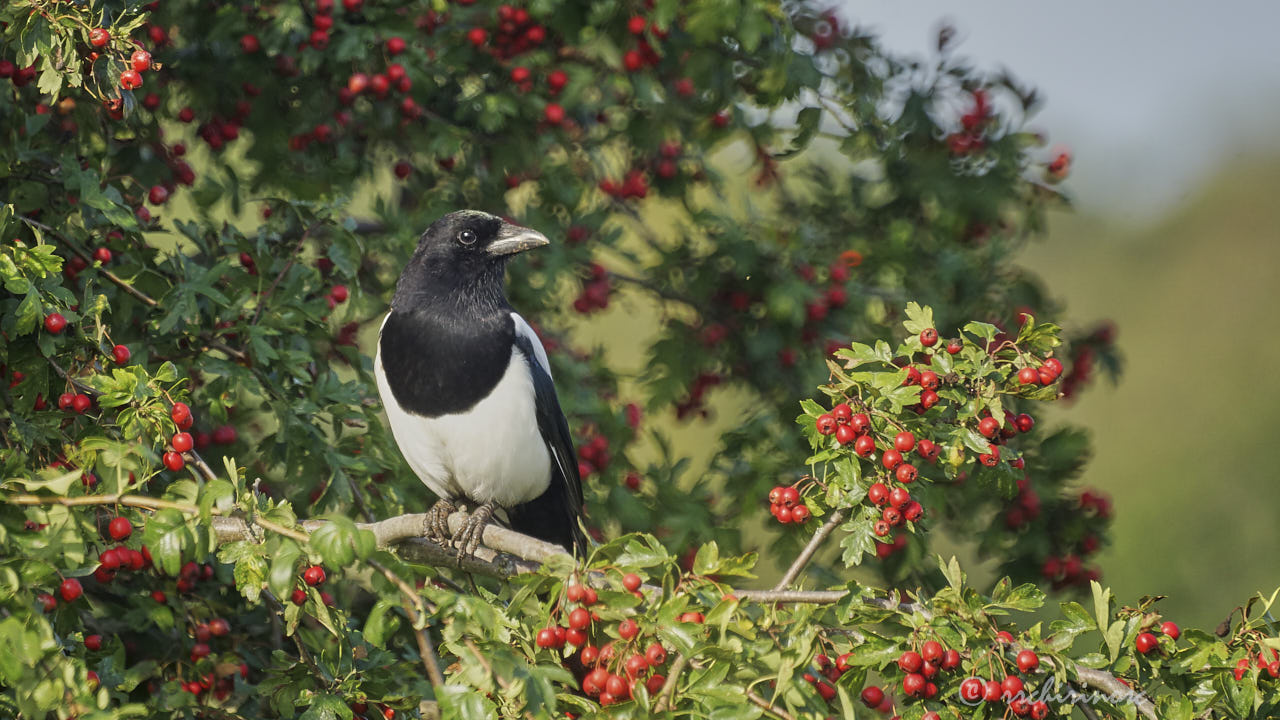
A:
[1,0,1274,719]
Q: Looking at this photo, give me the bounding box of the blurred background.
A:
[846,0,1280,628]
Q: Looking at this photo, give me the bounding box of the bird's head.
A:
[392,210,549,310]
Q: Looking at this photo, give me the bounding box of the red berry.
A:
[618,618,639,640]
[859,686,884,708]
[548,69,568,91]
[919,370,939,390]
[895,463,918,484]
[543,102,565,125]
[627,15,647,34]
[170,431,193,452]
[148,184,169,205]
[960,677,983,702]
[849,413,870,433]
[108,516,132,541]
[881,449,903,470]
[978,416,1000,438]
[111,344,131,364]
[59,577,83,602]
[779,486,800,507]
[130,49,152,72]
[920,640,943,664]
[38,593,57,612]
[983,679,1003,702]
[1017,367,1039,385]
[646,642,667,665]
[535,628,558,648]
[623,50,643,72]
[1002,675,1024,699]
[898,651,923,673]
[1135,632,1159,654]
[1016,649,1039,672]
[1014,413,1035,433]
[834,423,857,445]
[163,451,185,471]
[942,649,961,670]
[853,435,875,457]
[72,394,92,414]
[893,431,915,453]
[387,36,406,55]
[171,401,192,426]
[44,312,67,334]
[624,653,649,678]
[815,413,837,435]
[84,634,103,651]
[888,487,911,509]
[919,389,939,410]
[678,611,704,624]
[946,339,963,354]
[121,70,143,90]
[89,28,111,47]
[622,573,642,592]
[791,504,810,523]
[902,672,926,696]
[868,482,890,506]
[919,328,938,347]
[303,565,326,586]
[467,27,487,46]
[831,403,853,423]
[1160,621,1180,640]
[1043,357,1064,376]
[873,520,891,537]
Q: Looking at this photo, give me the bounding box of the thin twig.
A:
[251,224,315,327]
[368,558,446,691]
[773,508,846,590]
[745,689,797,720]
[19,215,159,308]
[464,639,538,720]
[654,652,688,712]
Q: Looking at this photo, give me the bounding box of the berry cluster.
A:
[673,371,722,421]
[577,432,610,479]
[598,169,650,200]
[475,4,548,60]
[947,89,992,156]
[767,485,810,524]
[534,575,683,707]
[571,263,612,314]
[1232,646,1280,681]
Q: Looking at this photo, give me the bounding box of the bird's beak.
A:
[487,223,550,257]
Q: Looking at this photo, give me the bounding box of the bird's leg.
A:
[452,501,496,563]
[423,497,457,545]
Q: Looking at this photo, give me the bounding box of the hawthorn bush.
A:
[1,1,1277,719]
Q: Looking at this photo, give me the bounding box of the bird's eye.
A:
[457,229,477,246]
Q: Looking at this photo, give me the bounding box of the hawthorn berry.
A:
[1017,367,1039,385]
[1043,357,1064,376]
[387,36,406,55]
[624,654,649,678]
[902,672,926,696]
[44,312,67,334]
[131,49,152,72]
[791,504,810,522]
[121,70,143,90]
[163,451,185,471]
[960,677,983,702]
[111,344,131,364]
[71,394,92,413]
[1014,413,1035,433]
[59,577,83,602]
[849,412,870,433]
[38,593,57,613]
[897,650,923,673]
[646,642,667,665]
[895,463,918,483]
[983,679,1003,702]
[108,516,132,540]
[853,435,875,457]
[921,640,943,663]
[868,482,889,506]
[548,69,568,92]
[89,28,111,47]
[831,403,853,423]
[888,487,910,509]
[678,611,704,624]
[873,520,891,537]
[1135,632,1158,654]
[1017,649,1039,672]
[894,431,915,453]
[815,413,837,435]
[1002,675,1024,698]
[535,628,558,648]
[779,486,799,506]
[1160,621,1180,640]
[919,389,939,410]
[946,338,963,354]
[85,634,103,651]
[622,573,642,592]
[942,649,961,670]
[978,416,1000,438]
[881,448,903,470]
[919,370,939,390]
[919,328,938,347]
[859,686,884,708]
[834,424,857,445]
[618,618,639,640]
[303,565,326,586]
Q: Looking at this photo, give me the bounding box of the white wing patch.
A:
[511,312,552,379]
[375,317,552,508]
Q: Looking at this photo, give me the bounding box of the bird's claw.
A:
[453,502,496,564]
[424,498,457,545]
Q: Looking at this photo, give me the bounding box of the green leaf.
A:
[140,508,193,576]
[364,598,400,648]
[902,302,934,334]
[310,516,373,567]
[299,694,354,720]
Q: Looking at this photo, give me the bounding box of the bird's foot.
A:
[423,498,457,545]
[453,501,496,564]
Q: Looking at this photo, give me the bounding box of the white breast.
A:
[375,340,553,508]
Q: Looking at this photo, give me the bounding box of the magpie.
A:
[375,210,586,558]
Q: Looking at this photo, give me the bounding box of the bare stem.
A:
[773,508,846,590]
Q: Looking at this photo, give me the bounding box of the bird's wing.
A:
[509,313,586,551]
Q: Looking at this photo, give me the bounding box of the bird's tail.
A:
[508,482,588,556]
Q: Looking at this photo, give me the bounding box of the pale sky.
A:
[841,1,1280,221]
